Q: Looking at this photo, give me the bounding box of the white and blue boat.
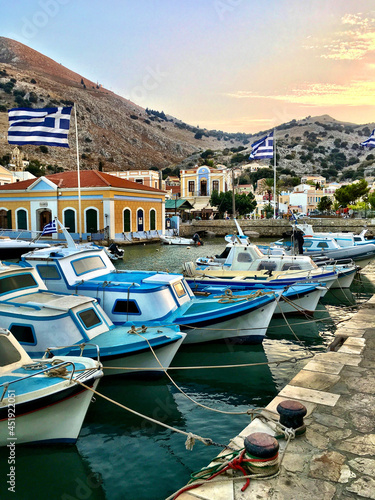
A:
[0,328,103,445]
[191,242,354,289]
[19,222,280,344]
[190,282,325,316]
[0,262,185,375]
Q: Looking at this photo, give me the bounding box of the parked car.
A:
[296,213,307,219]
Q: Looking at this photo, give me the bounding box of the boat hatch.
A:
[142,274,183,285]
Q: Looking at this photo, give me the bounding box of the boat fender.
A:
[276,399,307,436]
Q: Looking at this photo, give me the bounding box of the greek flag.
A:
[8,107,72,148]
[249,131,274,160]
[361,129,375,148]
[41,220,57,236]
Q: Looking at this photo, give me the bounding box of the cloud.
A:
[309,11,375,60]
[226,80,375,107]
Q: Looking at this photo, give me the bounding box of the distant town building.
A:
[111,170,163,190]
[300,175,326,186]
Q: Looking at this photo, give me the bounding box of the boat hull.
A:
[0,373,101,446]
[179,296,278,344]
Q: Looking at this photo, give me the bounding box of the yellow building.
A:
[0,171,166,240]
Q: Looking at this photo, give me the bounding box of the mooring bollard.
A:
[276,399,307,435]
[243,432,279,475]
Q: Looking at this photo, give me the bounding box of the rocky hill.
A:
[0,37,248,173]
[0,37,374,183]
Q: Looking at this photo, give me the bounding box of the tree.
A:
[334,179,370,207]
[317,196,333,212]
[209,190,256,216]
[368,192,375,210]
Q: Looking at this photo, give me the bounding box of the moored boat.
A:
[0,329,103,445]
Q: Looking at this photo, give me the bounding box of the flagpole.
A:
[74,105,82,241]
[273,128,276,219]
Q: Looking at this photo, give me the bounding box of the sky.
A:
[1,0,375,133]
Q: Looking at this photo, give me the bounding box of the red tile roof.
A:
[0,171,165,192]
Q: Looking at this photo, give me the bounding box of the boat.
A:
[192,282,326,316]
[0,328,103,445]
[0,235,51,259]
[0,262,186,375]
[160,235,195,245]
[193,240,356,289]
[19,221,279,344]
[274,232,375,269]
[295,223,375,247]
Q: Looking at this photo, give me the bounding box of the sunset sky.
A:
[1,0,375,133]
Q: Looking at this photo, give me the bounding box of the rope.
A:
[71,378,231,452]
[131,330,255,417]
[101,354,313,372]
[213,289,272,303]
[44,360,69,378]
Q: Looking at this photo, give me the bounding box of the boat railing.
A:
[42,342,101,363]
[0,360,76,401]
[0,228,41,241]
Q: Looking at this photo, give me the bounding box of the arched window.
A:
[150,209,156,230]
[0,209,12,229]
[64,209,76,233]
[85,208,98,233]
[123,209,131,232]
[137,209,144,232]
[16,209,27,230]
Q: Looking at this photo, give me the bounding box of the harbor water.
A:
[1,238,374,500]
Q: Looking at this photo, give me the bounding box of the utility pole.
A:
[231,168,236,218]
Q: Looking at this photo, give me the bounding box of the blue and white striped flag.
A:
[361,129,375,148]
[249,131,274,160]
[41,220,57,236]
[8,107,72,148]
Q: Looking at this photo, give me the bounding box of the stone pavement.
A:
[177,279,375,500]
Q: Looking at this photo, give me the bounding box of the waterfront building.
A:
[0,171,166,240]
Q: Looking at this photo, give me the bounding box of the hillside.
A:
[0,37,374,183]
[0,37,248,172]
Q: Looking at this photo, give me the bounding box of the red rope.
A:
[173,450,278,499]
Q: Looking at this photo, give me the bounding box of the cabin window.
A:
[0,336,21,367]
[173,281,187,298]
[71,256,107,276]
[281,263,302,271]
[303,240,313,248]
[0,273,38,296]
[237,252,253,263]
[10,324,36,345]
[36,265,61,280]
[317,242,329,249]
[257,261,277,271]
[354,236,361,242]
[113,300,141,315]
[78,308,102,329]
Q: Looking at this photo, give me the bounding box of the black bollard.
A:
[276,400,307,435]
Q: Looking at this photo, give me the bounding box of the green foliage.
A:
[26,160,45,177]
[194,131,203,139]
[368,192,375,210]
[39,146,48,154]
[317,196,333,212]
[29,92,38,103]
[0,105,6,112]
[30,78,37,84]
[334,179,369,207]
[209,190,256,216]
[200,149,214,159]
[248,168,274,187]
